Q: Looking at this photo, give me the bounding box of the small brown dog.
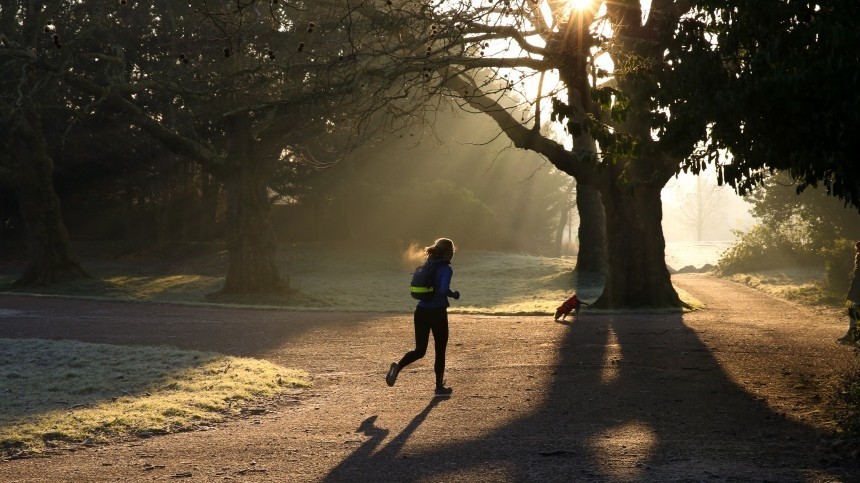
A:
[554,293,589,322]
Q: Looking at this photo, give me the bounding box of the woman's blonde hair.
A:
[425,238,456,260]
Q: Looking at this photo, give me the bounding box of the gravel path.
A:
[0,273,858,482]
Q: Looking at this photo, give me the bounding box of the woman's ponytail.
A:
[425,238,455,260]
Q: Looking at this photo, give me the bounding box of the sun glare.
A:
[569,0,592,10]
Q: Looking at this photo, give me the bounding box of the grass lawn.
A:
[724,267,844,306]
[0,339,308,456]
[0,243,605,313]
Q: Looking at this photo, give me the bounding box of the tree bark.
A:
[573,183,608,273]
[595,176,683,308]
[216,115,286,295]
[11,110,88,287]
[200,172,219,240]
[552,200,569,257]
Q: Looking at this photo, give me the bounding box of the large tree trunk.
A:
[573,183,607,273]
[11,110,88,287]
[552,203,568,257]
[200,172,219,240]
[595,178,682,308]
[216,115,286,295]
[0,191,9,241]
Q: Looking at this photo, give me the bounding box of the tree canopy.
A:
[662,0,860,208]
[1,0,400,292]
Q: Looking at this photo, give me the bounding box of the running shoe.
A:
[386,362,399,387]
[434,385,453,397]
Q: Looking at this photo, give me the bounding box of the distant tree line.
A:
[0,108,572,254]
[0,117,221,244]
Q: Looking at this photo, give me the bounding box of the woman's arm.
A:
[440,267,460,299]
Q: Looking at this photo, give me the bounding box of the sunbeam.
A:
[589,421,659,479]
[601,325,622,384]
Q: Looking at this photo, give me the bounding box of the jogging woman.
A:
[386,238,460,396]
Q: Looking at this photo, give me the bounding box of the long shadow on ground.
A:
[0,294,373,356]
[323,311,853,481]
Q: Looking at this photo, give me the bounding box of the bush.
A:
[837,364,860,436]
[717,223,819,275]
[821,239,857,296]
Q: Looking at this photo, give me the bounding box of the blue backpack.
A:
[410,261,438,301]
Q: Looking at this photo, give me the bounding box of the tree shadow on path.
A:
[0,294,377,357]
[322,310,856,482]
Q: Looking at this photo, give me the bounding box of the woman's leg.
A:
[429,309,449,388]
[397,308,432,369]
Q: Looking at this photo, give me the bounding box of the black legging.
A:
[397,306,449,387]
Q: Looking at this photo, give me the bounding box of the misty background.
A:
[0,107,752,266]
[273,110,753,261]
